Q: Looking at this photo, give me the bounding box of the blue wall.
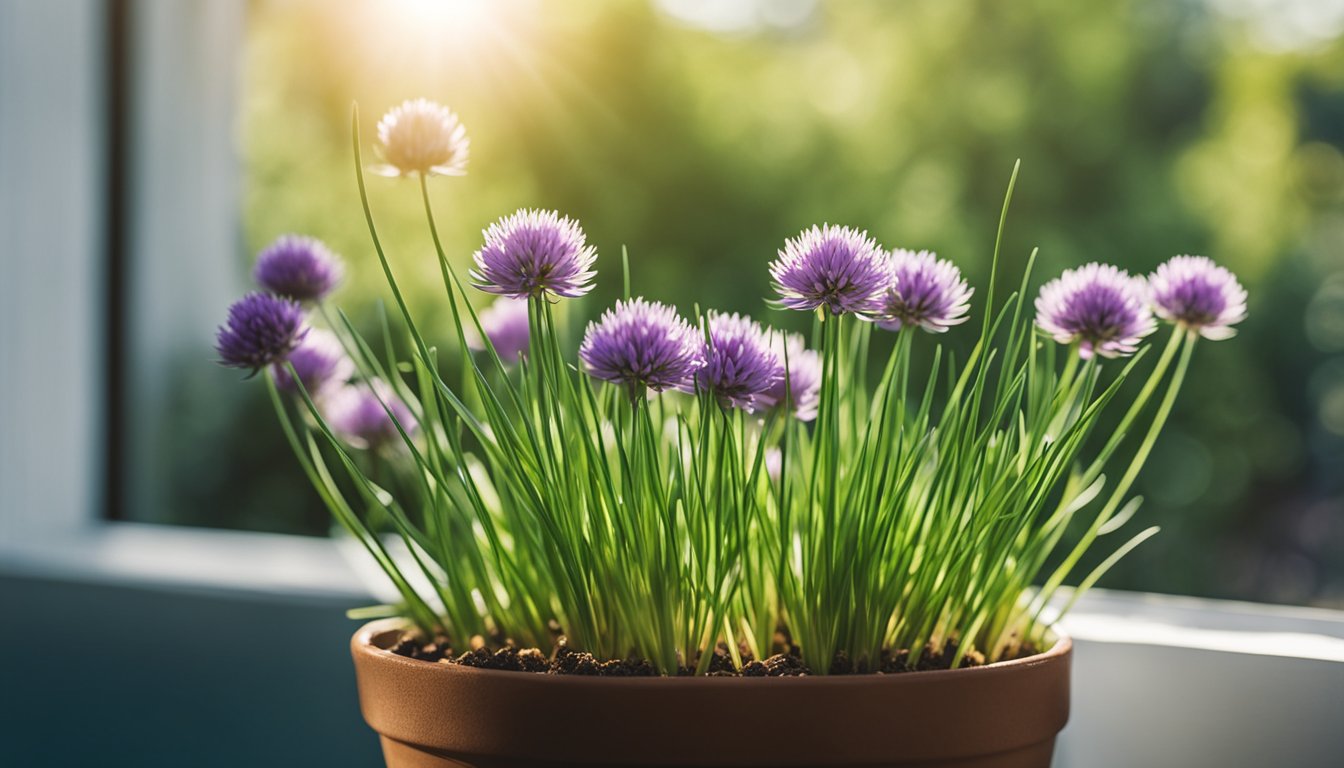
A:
[0,575,383,767]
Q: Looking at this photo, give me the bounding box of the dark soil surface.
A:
[388,634,1024,677]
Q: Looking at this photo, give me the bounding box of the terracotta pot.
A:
[352,619,1071,768]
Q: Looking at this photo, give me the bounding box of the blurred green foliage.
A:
[167,0,1344,607]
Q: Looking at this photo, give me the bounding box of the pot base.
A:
[380,736,1059,768]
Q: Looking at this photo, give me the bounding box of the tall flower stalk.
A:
[216,105,1246,675]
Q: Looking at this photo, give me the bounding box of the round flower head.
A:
[322,379,418,451]
[689,311,784,412]
[471,209,598,299]
[271,328,354,395]
[1035,263,1155,359]
[762,332,822,421]
[253,235,343,302]
[873,249,973,333]
[468,297,531,362]
[215,292,307,374]
[769,224,890,314]
[580,298,704,395]
[372,98,469,177]
[1148,255,1247,340]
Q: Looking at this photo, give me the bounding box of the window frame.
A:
[0,0,369,599]
[0,0,107,543]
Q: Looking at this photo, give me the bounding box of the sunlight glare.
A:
[386,0,500,53]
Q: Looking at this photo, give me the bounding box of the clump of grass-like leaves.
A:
[216,99,1247,675]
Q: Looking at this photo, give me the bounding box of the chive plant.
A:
[215,99,1249,675]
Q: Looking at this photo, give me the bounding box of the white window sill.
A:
[4,520,1342,660]
[1059,590,1344,662]
[0,521,370,601]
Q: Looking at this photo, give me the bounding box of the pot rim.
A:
[353,618,1071,686]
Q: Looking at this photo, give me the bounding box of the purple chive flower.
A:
[762,332,822,421]
[322,380,418,451]
[468,297,531,362]
[872,249,973,333]
[1035,263,1156,359]
[215,292,307,374]
[271,328,354,395]
[470,209,598,299]
[689,312,784,412]
[1148,255,1247,340]
[371,98,470,178]
[253,235,344,302]
[580,298,704,395]
[769,224,890,315]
